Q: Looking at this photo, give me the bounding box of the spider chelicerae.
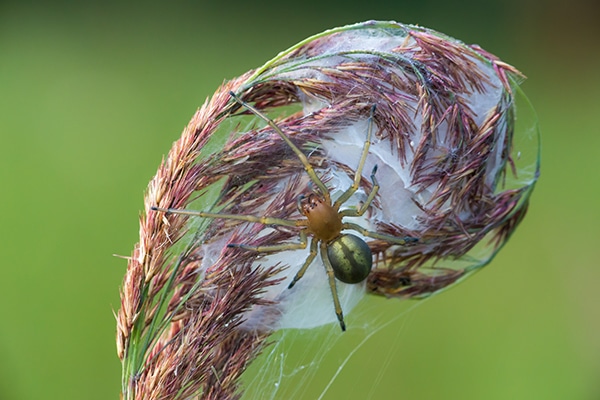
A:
[152,91,415,331]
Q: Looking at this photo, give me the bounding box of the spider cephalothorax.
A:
[298,193,342,243]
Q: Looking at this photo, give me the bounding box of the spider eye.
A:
[327,234,373,284]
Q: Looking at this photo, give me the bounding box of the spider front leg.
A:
[333,105,377,209]
[229,91,330,203]
[339,164,379,218]
[337,166,417,245]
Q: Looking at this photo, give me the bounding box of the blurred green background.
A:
[1,1,598,399]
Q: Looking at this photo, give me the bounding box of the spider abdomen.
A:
[327,234,373,284]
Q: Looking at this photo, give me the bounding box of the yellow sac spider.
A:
[152,92,415,331]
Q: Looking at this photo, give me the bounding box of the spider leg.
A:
[288,237,318,289]
[333,104,376,209]
[229,91,330,203]
[342,221,418,245]
[151,206,305,228]
[339,164,379,218]
[320,242,346,331]
[230,230,308,253]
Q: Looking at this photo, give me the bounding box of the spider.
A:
[152,91,415,331]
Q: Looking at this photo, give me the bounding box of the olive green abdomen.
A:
[327,234,373,284]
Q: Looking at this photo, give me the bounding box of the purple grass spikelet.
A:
[117,20,539,399]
